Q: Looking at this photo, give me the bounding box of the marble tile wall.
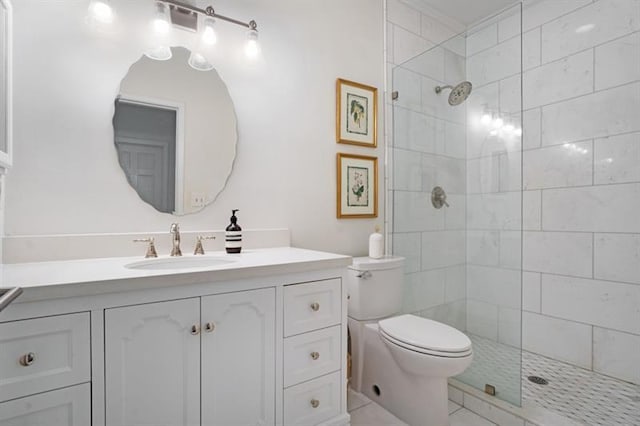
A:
[518,0,638,383]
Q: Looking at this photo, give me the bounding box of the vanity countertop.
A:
[0,247,352,303]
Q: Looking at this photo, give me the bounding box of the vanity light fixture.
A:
[153,2,171,34]
[155,0,259,60]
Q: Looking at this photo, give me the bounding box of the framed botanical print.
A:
[337,153,378,218]
[336,78,377,148]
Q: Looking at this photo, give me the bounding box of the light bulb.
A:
[145,46,172,61]
[245,29,259,59]
[188,52,214,71]
[202,17,217,45]
[514,128,523,137]
[88,0,114,24]
[480,113,492,126]
[153,2,171,34]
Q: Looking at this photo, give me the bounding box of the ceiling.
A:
[410,0,521,27]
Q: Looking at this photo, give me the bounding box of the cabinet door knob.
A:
[19,352,36,367]
[204,322,215,333]
[310,399,320,408]
[190,324,200,335]
[310,302,320,312]
[310,351,320,360]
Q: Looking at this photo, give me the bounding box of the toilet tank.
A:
[347,256,405,321]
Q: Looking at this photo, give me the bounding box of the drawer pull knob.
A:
[310,302,320,312]
[204,322,215,333]
[19,352,36,367]
[310,351,320,360]
[190,324,200,335]
[310,399,320,408]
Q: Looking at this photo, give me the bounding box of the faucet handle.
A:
[133,238,158,258]
[194,236,216,255]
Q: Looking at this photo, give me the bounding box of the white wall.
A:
[5,0,385,257]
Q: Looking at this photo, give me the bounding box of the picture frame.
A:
[336,78,377,148]
[337,153,378,218]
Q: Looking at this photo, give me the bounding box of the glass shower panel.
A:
[391,3,523,407]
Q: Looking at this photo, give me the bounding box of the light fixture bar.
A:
[157,0,257,31]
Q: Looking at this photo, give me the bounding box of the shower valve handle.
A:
[431,186,449,209]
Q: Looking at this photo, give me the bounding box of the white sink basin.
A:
[125,256,237,271]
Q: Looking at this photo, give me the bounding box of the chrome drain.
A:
[528,375,549,385]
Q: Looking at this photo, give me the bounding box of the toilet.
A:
[347,256,472,426]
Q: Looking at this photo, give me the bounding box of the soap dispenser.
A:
[225,209,242,253]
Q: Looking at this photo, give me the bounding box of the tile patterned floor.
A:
[460,334,640,426]
[348,389,496,426]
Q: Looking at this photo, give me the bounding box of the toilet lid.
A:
[378,314,472,354]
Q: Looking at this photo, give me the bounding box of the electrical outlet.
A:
[191,193,205,208]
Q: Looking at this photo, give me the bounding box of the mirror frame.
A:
[0,0,13,171]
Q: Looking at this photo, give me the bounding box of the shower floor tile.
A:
[461,334,640,426]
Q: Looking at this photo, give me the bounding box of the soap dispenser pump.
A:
[225,209,242,254]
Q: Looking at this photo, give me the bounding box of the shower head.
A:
[435,81,473,106]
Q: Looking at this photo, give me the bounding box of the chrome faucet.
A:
[170,223,182,257]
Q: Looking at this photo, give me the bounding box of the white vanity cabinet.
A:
[104,288,275,426]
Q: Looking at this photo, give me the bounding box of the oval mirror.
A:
[113,46,237,215]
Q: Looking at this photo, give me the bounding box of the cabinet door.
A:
[105,298,200,426]
[202,288,275,426]
[0,383,90,426]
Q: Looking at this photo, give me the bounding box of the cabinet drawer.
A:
[0,383,91,426]
[284,371,341,426]
[284,279,341,337]
[0,313,90,402]
[284,326,341,387]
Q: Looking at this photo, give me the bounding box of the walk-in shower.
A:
[390,1,640,424]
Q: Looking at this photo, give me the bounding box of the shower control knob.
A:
[431,186,450,209]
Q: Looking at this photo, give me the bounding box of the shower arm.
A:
[434,85,453,94]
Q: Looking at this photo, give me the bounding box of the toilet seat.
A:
[378,314,472,358]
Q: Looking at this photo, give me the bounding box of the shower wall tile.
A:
[392,232,421,274]
[523,49,594,110]
[523,231,592,278]
[444,194,466,230]
[467,230,500,266]
[523,190,541,231]
[445,122,467,158]
[542,183,640,233]
[402,269,446,313]
[393,25,434,65]
[541,82,640,146]
[498,306,522,348]
[467,265,521,309]
[594,233,640,285]
[393,106,446,153]
[593,327,640,384]
[498,12,521,43]
[467,192,521,231]
[523,272,541,313]
[393,66,422,112]
[468,36,521,87]
[386,0,421,34]
[467,299,499,340]
[499,74,522,114]
[445,265,467,302]
[541,0,640,63]
[499,231,521,269]
[467,23,498,56]
[402,46,445,81]
[522,108,541,149]
[393,148,423,191]
[595,32,640,91]
[444,50,466,85]
[523,312,592,369]
[393,190,444,232]
[522,141,593,190]
[467,155,500,194]
[420,14,460,47]
[421,230,465,269]
[522,0,592,32]
[422,300,467,331]
[499,152,522,193]
[594,131,640,184]
[541,274,640,334]
[422,155,466,194]
[523,29,541,71]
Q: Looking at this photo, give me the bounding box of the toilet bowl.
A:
[347,257,473,426]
